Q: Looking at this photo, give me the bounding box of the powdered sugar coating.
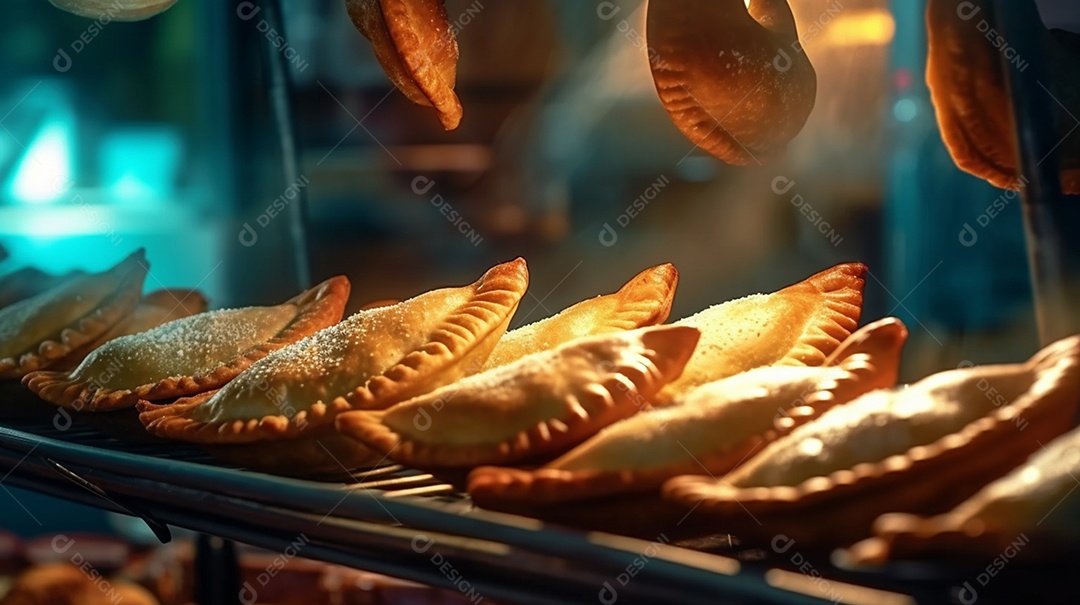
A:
[69,304,298,387]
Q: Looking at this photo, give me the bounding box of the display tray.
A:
[0,383,1077,605]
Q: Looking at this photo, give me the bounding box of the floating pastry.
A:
[48,0,179,21]
[653,262,865,405]
[345,0,463,130]
[25,278,348,411]
[0,251,148,380]
[927,0,1080,192]
[138,259,529,475]
[482,263,678,370]
[662,335,1080,547]
[648,0,817,165]
[336,324,700,468]
[467,318,907,506]
[844,423,1080,565]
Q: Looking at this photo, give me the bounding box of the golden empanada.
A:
[652,262,865,405]
[845,423,1080,564]
[138,259,529,475]
[53,288,209,371]
[25,277,348,411]
[467,318,907,506]
[482,263,678,371]
[927,0,1080,192]
[0,250,148,380]
[336,325,700,468]
[648,0,817,165]
[662,335,1080,547]
[345,0,462,130]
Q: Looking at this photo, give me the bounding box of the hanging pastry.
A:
[647,0,817,165]
[345,0,463,130]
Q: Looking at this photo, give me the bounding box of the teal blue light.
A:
[5,116,75,204]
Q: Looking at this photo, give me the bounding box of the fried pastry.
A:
[25,278,348,411]
[345,0,462,130]
[53,288,209,371]
[648,0,817,165]
[467,318,907,506]
[138,259,529,475]
[927,0,1080,192]
[844,423,1080,564]
[652,262,865,405]
[0,250,147,380]
[482,263,678,371]
[336,324,700,468]
[662,334,1080,547]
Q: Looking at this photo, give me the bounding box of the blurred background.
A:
[0,0,1075,537]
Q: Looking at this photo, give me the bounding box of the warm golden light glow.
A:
[818,10,896,47]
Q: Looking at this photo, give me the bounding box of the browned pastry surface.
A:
[345,0,463,129]
[927,0,1080,192]
[648,0,817,165]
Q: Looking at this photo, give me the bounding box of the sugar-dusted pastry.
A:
[138,259,529,475]
[928,0,1080,193]
[663,335,1080,547]
[0,250,147,380]
[482,263,679,371]
[844,423,1080,565]
[53,288,209,371]
[345,0,462,130]
[653,263,865,405]
[467,318,907,505]
[336,324,700,468]
[648,0,816,165]
[25,278,348,411]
